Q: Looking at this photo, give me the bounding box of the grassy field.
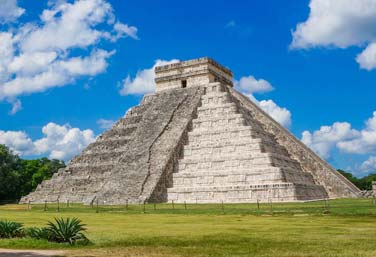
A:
[0,199,376,257]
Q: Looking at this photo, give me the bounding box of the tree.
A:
[0,145,22,202]
[338,169,376,191]
[0,144,65,202]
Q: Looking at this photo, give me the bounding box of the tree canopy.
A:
[337,169,376,191]
[0,145,65,202]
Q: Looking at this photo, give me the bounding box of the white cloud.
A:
[301,111,376,160]
[258,99,291,128]
[120,59,179,95]
[0,0,25,23]
[301,122,359,159]
[8,99,22,115]
[0,131,35,156]
[337,111,376,154]
[234,75,274,95]
[235,75,290,128]
[97,118,115,129]
[356,42,376,70]
[112,22,139,41]
[0,122,96,161]
[291,0,376,70]
[0,0,138,113]
[361,156,376,172]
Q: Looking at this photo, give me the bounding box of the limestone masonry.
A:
[21,57,361,204]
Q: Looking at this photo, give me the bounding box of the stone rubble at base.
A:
[21,57,361,205]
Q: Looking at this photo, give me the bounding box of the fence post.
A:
[221,200,225,214]
[44,200,47,211]
[96,199,99,213]
[126,199,128,211]
[153,202,156,211]
[269,199,273,215]
[143,201,146,213]
[27,200,31,211]
[57,200,60,212]
[184,201,187,210]
[257,199,260,210]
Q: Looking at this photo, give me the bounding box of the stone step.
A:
[180,151,299,167]
[184,142,263,155]
[178,152,300,171]
[99,125,138,139]
[71,151,125,165]
[196,108,241,119]
[180,151,271,164]
[185,140,289,158]
[201,91,228,99]
[174,166,283,177]
[192,116,246,129]
[201,95,231,105]
[167,182,327,203]
[204,82,225,93]
[85,137,132,153]
[188,124,268,137]
[168,182,296,193]
[69,162,116,168]
[194,113,244,122]
[96,135,133,142]
[172,173,286,187]
[197,102,237,112]
[185,137,263,149]
[187,129,276,145]
[173,167,316,186]
[183,148,267,160]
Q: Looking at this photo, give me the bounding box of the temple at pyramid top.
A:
[155,57,233,92]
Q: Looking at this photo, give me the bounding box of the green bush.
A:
[0,220,24,238]
[25,227,51,240]
[47,217,89,245]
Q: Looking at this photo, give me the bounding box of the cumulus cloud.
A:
[258,99,291,128]
[234,75,274,95]
[97,119,115,129]
[291,0,376,70]
[235,75,291,128]
[0,0,137,114]
[0,131,35,156]
[361,156,376,172]
[337,111,376,154]
[356,42,376,70]
[120,59,179,95]
[0,0,25,23]
[301,122,359,159]
[0,123,95,161]
[301,111,376,160]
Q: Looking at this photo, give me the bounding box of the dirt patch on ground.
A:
[0,249,65,257]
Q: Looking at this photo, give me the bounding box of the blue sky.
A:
[1,0,376,177]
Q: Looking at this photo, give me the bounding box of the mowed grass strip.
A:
[0,199,375,257]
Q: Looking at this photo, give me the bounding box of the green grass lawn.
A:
[0,199,376,257]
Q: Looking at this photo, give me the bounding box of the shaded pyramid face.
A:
[21,58,360,205]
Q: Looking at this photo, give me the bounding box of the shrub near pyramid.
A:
[21,58,360,205]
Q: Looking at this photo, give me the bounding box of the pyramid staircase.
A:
[167,82,328,203]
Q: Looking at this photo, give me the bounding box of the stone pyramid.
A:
[21,57,360,204]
